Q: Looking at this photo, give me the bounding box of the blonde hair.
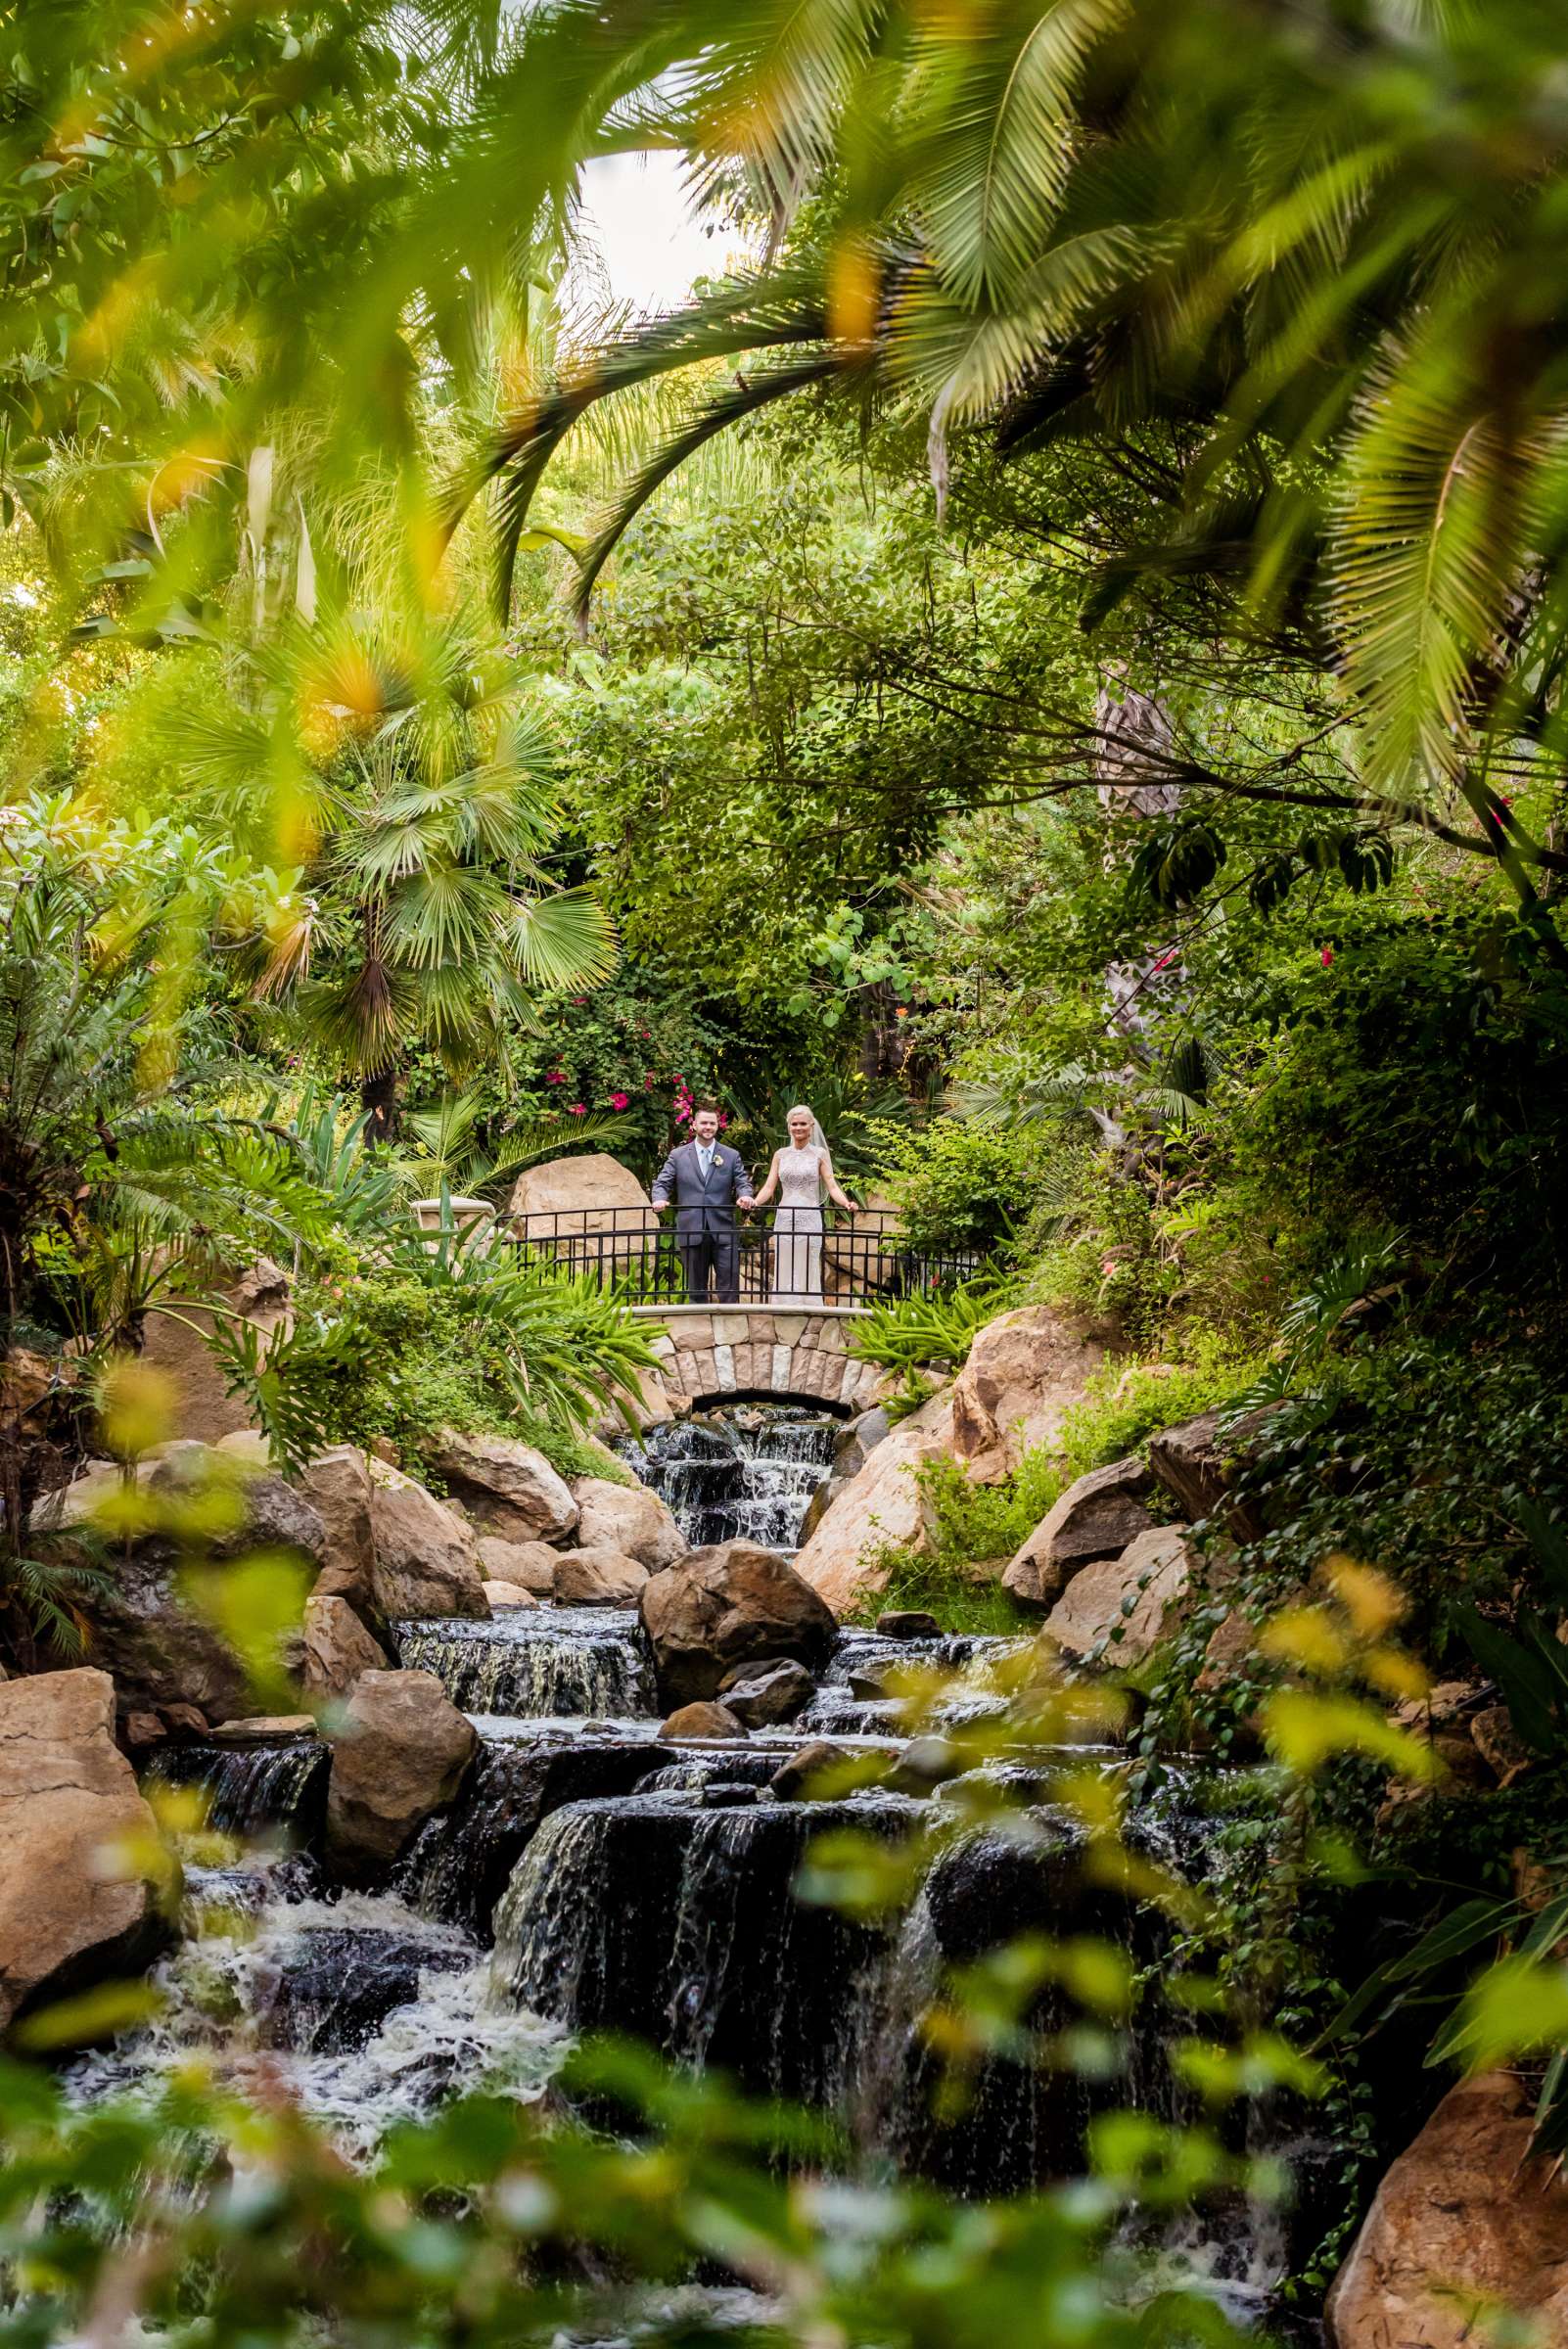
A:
[786,1103,815,1126]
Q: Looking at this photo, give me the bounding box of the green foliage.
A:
[845,1536,1028,1635]
[870,1120,1036,1256]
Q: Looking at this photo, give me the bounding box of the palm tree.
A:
[176,600,617,1136]
[443,0,1568,938]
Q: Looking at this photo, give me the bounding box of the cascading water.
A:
[147,1735,330,1837]
[393,1605,657,1720]
[623,1407,838,1551]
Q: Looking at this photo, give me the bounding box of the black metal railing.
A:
[510,1205,985,1308]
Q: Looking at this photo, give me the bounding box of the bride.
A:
[749,1104,858,1308]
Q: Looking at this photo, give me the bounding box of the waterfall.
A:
[63,1883,564,2158]
[491,1783,922,2111]
[623,1407,838,1551]
[147,1736,330,1837]
[393,1605,657,1719]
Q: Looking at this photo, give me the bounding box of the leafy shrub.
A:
[868,1118,1037,1255]
[1054,1346,1263,1483]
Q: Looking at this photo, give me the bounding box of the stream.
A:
[75,1402,1307,2327]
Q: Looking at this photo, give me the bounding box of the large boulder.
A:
[296,1594,389,1700]
[720,1659,815,1727]
[572,1476,686,1571]
[1326,2072,1568,2348]
[1146,1406,1278,1541]
[659,1701,747,1742]
[1042,1526,1196,1667]
[476,1535,560,1596]
[367,1460,489,1622]
[949,1306,1106,1484]
[325,1670,477,1870]
[429,1430,577,1544]
[1002,1457,1156,1610]
[147,1446,327,1567]
[641,1541,837,1706]
[508,1152,652,1269]
[792,1391,953,1615]
[553,1547,649,1609]
[0,1669,164,2029]
[298,1446,377,1616]
[138,1258,293,1444]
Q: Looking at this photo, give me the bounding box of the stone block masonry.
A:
[629,1307,881,1415]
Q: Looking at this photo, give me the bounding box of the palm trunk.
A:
[361,1065,398,1145]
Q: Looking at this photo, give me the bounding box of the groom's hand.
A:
[738,1195,756,1214]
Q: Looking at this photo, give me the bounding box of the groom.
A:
[651,1102,755,1304]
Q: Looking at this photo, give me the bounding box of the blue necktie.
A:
[699,1146,713,1182]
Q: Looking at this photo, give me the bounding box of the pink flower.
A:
[1320,946,1334,967]
[675,1106,691,1125]
[639,1028,651,1039]
[644,1077,654,1090]
[572,996,588,1005]
[570,1102,587,1117]
[718,1112,730,1127]
[1151,946,1178,974]
[546,1070,566,1083]
[610,1091,629,1110]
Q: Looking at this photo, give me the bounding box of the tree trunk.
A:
[361,1065,399,1145]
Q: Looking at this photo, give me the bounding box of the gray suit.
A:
[652,1139,753,1303]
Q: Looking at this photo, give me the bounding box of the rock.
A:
[429,1430,578,1544]
[1471,1704,1533,1785]
[297,1594,389,1700]
[552,1548,649,1609]
[160,1703,208,1737]
[797,1473,851,1545]
[641,1541,838,1705]
[74,1553,255,1724]
[721,1659,815,1726]
[325,1670,477,1869]
[1001,1457,1156,1609]
[572,1476,686,1571]
[876,1609,942,1640]
[658,1701,747,1742]
[214,1429,273,1469]
[792,1390,954,1615]
[482,1580,538,1610]
[208,1715,317,1742]
[476,1536,560,1595]
[948,1306,1106,1484]
[1043,1526,1196,1667]
[147,1448,327,1566]
[833,1405,894,1480]
[890,1735,964,1792]
[298,1447,377,1616]
[1146,1406,1278,1540]
[34,1458,141,1533]
[138,1257,293,1445]
[1325,2072,1568,2349]
[0,1668,164,2030]
[1194,1607,1259,1694]
[768,1741,852,1800]
[367,1460,488,1622]
[589,1365,674,1440]
[120,1711,165,1757]
[508,1152,652,1265]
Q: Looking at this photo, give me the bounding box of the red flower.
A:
[570,1102,587,1117]
[610,1091,629,1110]
[1320,946,1334,967]
[572,996,588,1005]
[546,1070,566,1083]
[644,1077,654,1089]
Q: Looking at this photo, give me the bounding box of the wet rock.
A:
[297,1593,389,1700]
[1146,1406,1278,1540]
[572,1476,686,1570]
[254,1924,471,2054]
[641,1540,837,1705]
[658,1700,748,1741]
[0,1668,165,2030]
[949,1306,1106,1485]
[1326,2072,1568,2349]
[792,1391,953,1615]
[298,1446,377,1617]
[767,1741,852,1801]
[1002,1457,1155,1610]
[553,1547,649,1610]
[890,1734,964,1792]
[876,1609,943,1640]
[326,1670,477,1870]
[209,1714,317,1741]
[1043,1527,1196,1667]
[721,1659,815,1727]
[476,1535,560,1595]
[367,1460,488,1621]
[481,1580,538,1610]
[429,1429,578,1544]
[833,1405,894,1481]
[700,1781,761,1807]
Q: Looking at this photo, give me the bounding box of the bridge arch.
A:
[635,1308,884,1418]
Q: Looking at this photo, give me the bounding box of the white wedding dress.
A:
[770,1145,826,1307]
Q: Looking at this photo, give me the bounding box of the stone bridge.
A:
[632,1306,883,1416]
